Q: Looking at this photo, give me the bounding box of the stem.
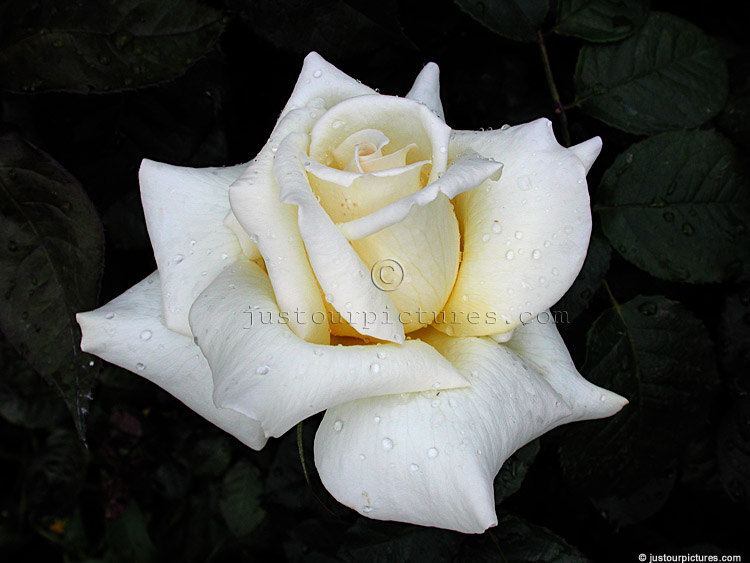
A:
[537,30,571,147]
[296,421,312,487]
[603,280,621,312]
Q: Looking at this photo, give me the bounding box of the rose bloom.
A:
[77,53,626,533]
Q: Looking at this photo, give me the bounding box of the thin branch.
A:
[537,30,571,147]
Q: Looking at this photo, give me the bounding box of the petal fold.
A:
[314,326,627,533]
[406,62,445,120]
[139,160,249,336]
[276,132,405,343]
[77,272,267,450]
[339,150,501,241]
[440,119,594,336]
[188,261,469,438]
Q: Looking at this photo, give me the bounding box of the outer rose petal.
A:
[439,119,596,336]
[229,52,375,345]
[314,327,626,533]
[504,311,627,419]
[76,272,267,450]
[188,260,469,438]
[405,62,445,120]
[139,160,253,336]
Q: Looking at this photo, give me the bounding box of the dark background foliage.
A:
[1,0,749,561]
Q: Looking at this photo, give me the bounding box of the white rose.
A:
[77,52,626,533]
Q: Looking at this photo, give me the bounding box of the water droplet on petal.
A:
[515,231,523,239]
[256,365,270,375]
[140,330,152,341]
[333,420,344,432]
[313,69,323,78]
[381,438,393,450]
[409,463,419,472]
[136,363,145,370]
[105,312,114,319]
[427,447,439,458]
[374,416,381,424]
[532,249,541,260]
[174,254,184,264]
[370,363,380,374]
[362,505,372,513]
[492,222,502,233]
[377,350,387,359]
[505,250,514,260]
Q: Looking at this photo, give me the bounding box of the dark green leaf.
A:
[597,130,750,283]
[105,502,157,563]
[559,296,718,501]
[187,434,232,477]
[234,0,410,57]
[0,131,104,439]
[0,0,225,93]
[24,429,89,519]
[0,339,67,428]
[454,0,550,43]
[574,12,728,134]
[219,461,264,537]
[555,0,649,43]
[339,520,462,563]
[490,512,589,562]
[494,439,540,504]
[553,230,612,321]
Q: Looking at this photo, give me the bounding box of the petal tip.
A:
[569,136,603,173]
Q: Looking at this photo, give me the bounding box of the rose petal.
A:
[276,132,405,343]
[314,327,626,533]
[406,62,445,120]
[351,194,460,333]
[308,95,451,184]
[229,52,376,345]
[439,119,595,336]
[223,210,261,261]
[139,160,251,336]
[338,149,502,241]
[305,157,428,223]
[188,261,469,438]
[76,272,267,450]
[504,311,627,420]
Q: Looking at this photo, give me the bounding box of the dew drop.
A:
[377,350,387,359]
[174,254,184,264]
[381,437,393,450]
[105,312,114,319]
[136,362,145,371]
[221,253,228,260]
[552,267,560,276]
[140,330,152,341]
[370,362,380,374]
[374,416,381,424]
[313,348,324,356]
[515,231,523,239]
[505,250,514,260]
[362,505,372,513]
[482,234,490,242]
[313,69,323,78]
[492,222,502,233]
[516,175,532,190]
[461,294,469,302]
[359,454,366,460]
[599,394,607,402]
[333,420,344,432]
[440,146,447,153]
[532,249,541,260]
[409,463,420,472]
[427,447,439,458]
[256,365,270,375]
[331,119,343,129]
[544,240,551,248]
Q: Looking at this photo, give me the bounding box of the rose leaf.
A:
[555,0,649,43]
[219,461,265,537]
[0,131,104,440]
[596,130,750,283]
[0,0,225,93]
[558,296,718,509]
[454,0,551,43]
[574,12,728,134]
